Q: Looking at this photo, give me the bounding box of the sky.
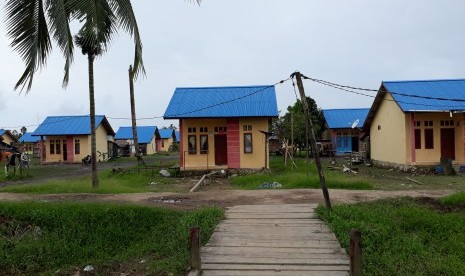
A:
[1,0,465,133]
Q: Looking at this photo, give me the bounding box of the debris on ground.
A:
[151,197,187,204]
[159,169,171,177]
[258,182,282,189]
[83,265,94,272]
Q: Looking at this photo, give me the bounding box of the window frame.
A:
[414,129,421,149]
[188,135,197,154]
[424,129,434,149]
[244,133,253,154]
[200,135,208,154]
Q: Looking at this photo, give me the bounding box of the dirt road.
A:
[0,189,452,209]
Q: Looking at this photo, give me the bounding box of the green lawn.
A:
[0,202,223,275]
[316,196,465,276]
[232,156,372,190]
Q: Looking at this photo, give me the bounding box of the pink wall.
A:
[227,119,240,168]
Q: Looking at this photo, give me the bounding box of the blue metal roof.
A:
[323,108,369,129]
[114,126,157,144]
[383,79,465,111]
[164,85,279,118]
[0,129,6,136]
[32,115,114,136]
[19,132,41,143]
[158,129,174,139]
[174,131,180,142]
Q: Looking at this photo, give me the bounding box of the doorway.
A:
[351,137,359,152]
[214,135,228,165]
[62,141,68,161]
[440,128,455,160]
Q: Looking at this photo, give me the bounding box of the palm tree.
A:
[129,64,144,165]
[5,0,145,188]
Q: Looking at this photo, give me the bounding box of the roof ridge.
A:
[323,108,370,111]
[176,85,273,90]
[383,78,465,84]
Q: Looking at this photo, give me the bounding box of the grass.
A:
[316,196,465,276]
[0,168,188,194]
[440,191,465,205]
[232,156,372,190]
[0,201,224,275]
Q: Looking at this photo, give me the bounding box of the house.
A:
[164,85,278,170]
[32,115,115,163]
[0,129,18,146]
[156,129,175,152]
[323,108,369,155]
[174,131,180,143]
[19,132,42,158]
[364,79,465,167]
[114,126,159,155]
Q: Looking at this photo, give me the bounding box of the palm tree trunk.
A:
[88,53,99,189]
[129,65,144,164]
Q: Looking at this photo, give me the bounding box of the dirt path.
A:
[0,189,452,209]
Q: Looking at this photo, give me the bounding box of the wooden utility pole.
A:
[129,65,144,165]
[292,71,332,210]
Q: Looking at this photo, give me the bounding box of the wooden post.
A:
[350,229,363,276]
[292,72,332,210]
[189,227,201,270]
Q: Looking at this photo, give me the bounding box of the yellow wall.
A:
[409,112,464,165]
[159,137,173,152]
[182,119,224,169]
[146,137,156,154]
[2,133,15,145]
[370,93,408,164]
[181,118,270,169]
[42,124,110,163]
[239,118,269,169]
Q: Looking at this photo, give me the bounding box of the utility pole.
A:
[292,71,332,210]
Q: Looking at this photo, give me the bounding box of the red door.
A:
[214,135,228,165]
[440,128,455,160]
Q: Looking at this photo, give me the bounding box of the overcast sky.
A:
[1,0,465,132]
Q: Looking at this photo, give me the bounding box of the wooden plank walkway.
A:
[200,204,349,275]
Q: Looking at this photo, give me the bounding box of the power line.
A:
[302,74,465,104]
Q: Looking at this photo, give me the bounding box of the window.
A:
[75,139,80,154]
[243,125,252,131]
[188,135,197,154]
[188,127,197,133]
[377,125,381,130]
[162,140,165,148]
[50,140,55,154]
[425,129,434,149]
[414,129,421,149]
[200,135,208,154]
[199,127,208,133]
[414,121,421,127]
[56,140,61,154]
[244,133,253,153]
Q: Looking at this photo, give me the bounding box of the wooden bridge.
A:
[196,204,349,275]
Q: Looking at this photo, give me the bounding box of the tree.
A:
[128,65,144,165]
[5,0,144,188]
[273,97,326,152]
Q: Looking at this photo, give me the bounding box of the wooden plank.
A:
[221,219,324,225]
[205,240,343,249]
[202,246,346,255]
[202,256,349,265]
[213,226,333,234]
[202,270,349,276]
[227,204,318,210]
[202,264,349,271]
[226,213,314,219]
[210,233,338,241]
[202,252,348,260]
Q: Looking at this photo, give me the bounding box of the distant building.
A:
[32,115,115,163]
[156,129,175,152]
[0,129,18,146]
[114,126,159,155]
[323,108,369,155]
[164,85,278,170]
[19,132,42,158]
[364,79,465,167]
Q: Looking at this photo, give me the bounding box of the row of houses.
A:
[2,117,177,164]
[3,78,463,170]
[323,79,465,168]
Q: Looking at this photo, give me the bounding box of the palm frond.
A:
[45,0,74,87]
[5,0,52,92]
[110,0,145,79]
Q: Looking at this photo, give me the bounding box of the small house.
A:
[0,129,18,146]
[156,129,175,152]
[364,79,465,167]
[164,85,278,170]
[32,115,115,163]
[114,126,159,155]
[323,108,369,155]
[19,132,42,158]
